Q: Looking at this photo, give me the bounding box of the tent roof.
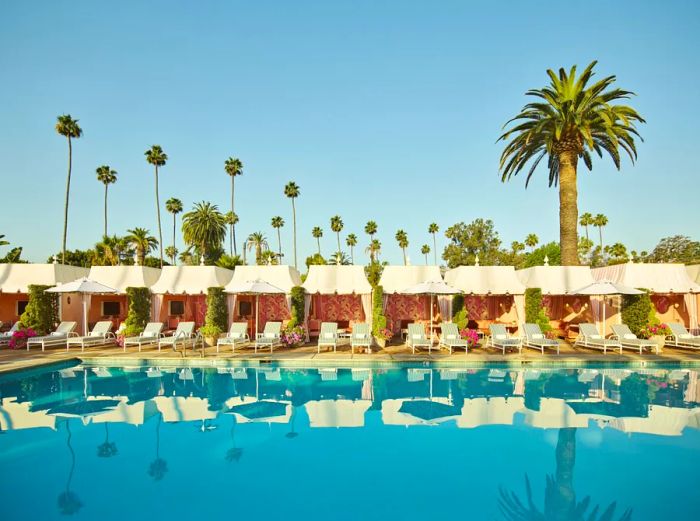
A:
[87,266,162,293]
[516,266,595,295]
[444,266,525,295]
[225,265,301,293]
[379,265,442,294]
[150,266,234,294]
[687,264,700,284]
[305,399,372,427]
[302,265,372,295]
[0,263,89,293]
[593,263,700,294]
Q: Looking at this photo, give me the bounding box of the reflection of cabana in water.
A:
[457,397,525,429]
[302,265,372,338]
[224,265,302,337]
[153,396,218,423]
[225,396,292,424]
[0,263,88,328]
[382,397,460,426]
[0,397,57,431]
[379,266,443,334]
[516,266,595,338]
[521,398,589,429]
[305,399,372,427]
[86,266,161,331]
[150,266,234,329]
[594,263,700,332]
[90,397,160,426]
[444,266,526,335]
[599,405,700,436]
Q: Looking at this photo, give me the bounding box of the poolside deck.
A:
[2,338,700,374]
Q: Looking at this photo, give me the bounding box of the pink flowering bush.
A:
[459,328,479,347]
[374,327,393,341]
[8,328,37,350]
[281,325,306,347]
[638,323,671,339]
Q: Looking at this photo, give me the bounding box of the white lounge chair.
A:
[350,323,371,353]
[575,323,622,354]
[318,322,338,353]
[406,323,433,354]
[158,322,196,352]
[439,323,470,354]
[123,322,165,352]
[26,322,78,351]
[488,324,522,355]
[217,322,250,353]
[666,323,700,350]
[67,321,115,351]
[522,323,560,354]
[611,324,660,354]
[255,321,282,353]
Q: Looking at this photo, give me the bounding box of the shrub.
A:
[621,290,655,336]
[20,285,59,335]
[452,294,468,330]
[281,324,306,346]
[289,286,306,327]
[365,261,384,288]
[123,287,151,337]
[372,285,387,336]
[525,288,551,332]
[201,287,227,336]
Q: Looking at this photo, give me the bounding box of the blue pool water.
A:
[1,363,699,520]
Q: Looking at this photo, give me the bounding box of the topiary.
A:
[452,294,468,330]
[202,287,227,336]
[123,287,151,337]
[288,286,306,327]
[525,287,551,332]
[621,289,654,336]
[372,285,387,336]
[20,284,59,335]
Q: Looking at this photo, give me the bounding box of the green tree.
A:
[95,165,117,237]
[55,114,83,264]
[224,157,243,255]
[123,287,151,336]
[145,145,168,267]
[421,244,431,264]
[647,235,700,264]
[330,215,344,255]
[428,223,439,264]
[443,219,502,268]
[245,232,269,265]
[165,198,183,265]
[524,242,561,268]
[395,230,409,265]
[593,213,608,251]
[271,216,285,261]
[94,235,130,266]
[579,212,593,241]
[182,201,227,262]
[346,233,358,264]
[126,228,158,266]
[365,221,378,240]
[498,61,644,266]
[312,226,323,255]
[20,285,59,335]
[524,233,539,251]
[284,182,300,269]
[216,254,244,270]
[328,251,351,266]
[605,242,628,264]
[164,246,178,264]
[366,239,381,263]
[305,253,326,269]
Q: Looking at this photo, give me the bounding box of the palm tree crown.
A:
[498,61,644,265]
[365,221,378,238]
[525,233,539,250]
[246,232,269,265]
[395,230,409,265]
[428,223,439,264]
[271,216,284,260]
[346,233,357,264]
[421,244,431,264]
[145,145,168,267]
[182,201,227,262]
[330,215,344,254]
[165,197,183,265]
[366,239,381,263]
[224,157,243,256]
[312,226,323,255]
[126,228,158,265]
[96,165,117,237]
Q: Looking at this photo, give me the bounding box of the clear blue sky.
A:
[1,0,699,265]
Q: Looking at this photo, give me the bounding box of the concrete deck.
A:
[2,338,700,374]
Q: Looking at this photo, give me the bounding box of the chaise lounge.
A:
[254,321,282,353]
[158,322,196,352]
[26,321,78,351]
[575,323,622,354]
[611,324,659,354]
[439,323,470,354]
[123,322,165,352]
[487,324,522,355]
[406,323,434,354]
[66,321,115,351]
[318,322,338,353]
[217,322,250,353]
[522,323,560,355]
[666,323,700,350]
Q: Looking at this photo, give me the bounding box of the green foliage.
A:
[442,218,503,268]
[20,285,59,335]
[371,285,387,336]
[289,286,306,327]
[525,288,551,332]
[122,287,151,337]
[216,254,244,270]
[0,247,25,263]
[182,201,227,259]
[305,253,326,269]
[365,261,384,287]
[621,290,655,336]
[451,294,468,330]
[47,249,93,267]
[203,287,228,335]
[523,242,561,268]
[646,235,700,264]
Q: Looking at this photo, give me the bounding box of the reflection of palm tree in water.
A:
[499,428,632,520]
[285,407,299,439]
[57,421,83,516]
[97,423,118,458]
[148,416,168,481]
[225,416,243,463]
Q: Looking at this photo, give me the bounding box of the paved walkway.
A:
[2,338,700,374]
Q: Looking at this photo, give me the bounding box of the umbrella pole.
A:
[82,294,88,336]
[602,297,606,338]
[430,294,434,345]
[256,295,259,339]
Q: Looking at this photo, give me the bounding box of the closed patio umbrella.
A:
[571,280,642,337]
[46,277,118,335]
[225,279,285,338]
[401,280,461,341]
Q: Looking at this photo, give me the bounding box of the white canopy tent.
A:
[46,278,118,335]
[0,263,89,293]
[379,265,442,294]
[225,265,301,293]
[571,280,643,336]
[516,265,595,295]
[87,266,161,293]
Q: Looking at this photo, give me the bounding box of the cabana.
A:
[444,266,526,335]
[594,263,700,331]
[150,266,234,329]
[516,265,595,338]
[301,265,372,338]
[224,265,302,337]
[87,266,161,330]
[379,265,442,334]
[0,263,88,327]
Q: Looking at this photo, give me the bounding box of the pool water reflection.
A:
[1,364,699,520]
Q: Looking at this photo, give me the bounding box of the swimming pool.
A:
[1,363,699,520]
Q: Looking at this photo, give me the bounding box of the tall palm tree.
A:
[346,233,357,264]
[224,211,238,258]
[421,244,430,265]
[579,212,593,241]
[165,198,183,265]
[593,213,608,251]
[126,228,158,265]
[498,61,644,266]
[271,216,284,261]
[525,233,539,251]
[56,114,83,264]
[245,232,269,265]
[181,201,227,262]
[365,239,381,263]
[330,215,344,255]
[165,245,178,263]
[224,157,243,255]
[95,165,117,237]
[428,223,439,264]
[284,182,300,269]
[328,251,351,266]
[148,416,168,481]
[312,226,323,255]
[145,145,168,267]
[395,230,409,265]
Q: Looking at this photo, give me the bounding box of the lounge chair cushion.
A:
[623,334,636,340]
[264,332,275,339]
[531,333,544,340]
[590,334,602,340]
[412,334,422,340]
[446,334,456,340]
[495,334,506,340]
[679,333,693,339]
[354,333,365,339]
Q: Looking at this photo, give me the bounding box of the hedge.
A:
[123,287,151,337]
[289,286,306,327]
[20,284,59,335]
[525,287,551,332]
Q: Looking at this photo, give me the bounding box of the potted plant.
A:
[199,324,222,347]
[374,327,393,349]
[8,327,37,350]
[459,328,480,349]
[281,324,306,348]
[638,322,671,350]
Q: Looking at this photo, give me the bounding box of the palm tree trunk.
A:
[61,136,72,264]
[432,233,437,265]
[558,151,579,266]
[172,214,176,265]
[155,166,163,267]
[291,199,297,269]
[276,229,282,260]
[336,233,341,256]
[103,184,108,237]
[584,225,589,242]
[598,226,603,251]
[425,253,428,265]
[316,238,321,255]
[350,246,354,264]
[402,248,407,265]
[230,176,236,256]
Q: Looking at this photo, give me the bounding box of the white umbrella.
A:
[225,279,285,337]
[46,277,118,335]
[571,280,642,337]
[401,280,461,342]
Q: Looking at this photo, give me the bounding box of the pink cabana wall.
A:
[384,294,431,333]
[307,294,366,336]
[155,295,207,330]
[464,296,520,332]
[231,294,291,337]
